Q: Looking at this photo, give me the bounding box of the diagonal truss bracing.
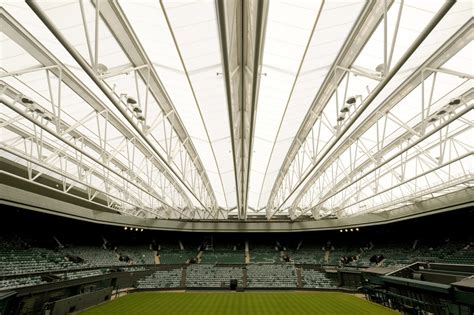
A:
[26,0,219,217]
[291,17,473,218]
[265,0,389,218]
[1,8,197,218]
[266,0,461,218]
[0,0,472,223]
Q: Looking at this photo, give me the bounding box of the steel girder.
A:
[26,0,218,217]
[1,127,165,218]
[0,8,197,217]
[295,89,474,219]
[290,20,474,218]
[216,0,268,219]
[293,19,474,216]
[314,123,473,218]
[1,84,192,218]
[265,0,459,218]
[265,0,389,219]
[90,0,221,217]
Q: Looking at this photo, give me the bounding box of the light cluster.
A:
[124,227,144,232]
[340,228,359,232]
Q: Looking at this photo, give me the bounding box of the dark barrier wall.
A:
[50,287,113,315]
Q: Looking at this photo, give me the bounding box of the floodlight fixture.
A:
[340,105,350,113]
[448,98,461,105]
[97,63,108,75]
[127,97,137,105]
[346,96,357,105]
[21,97,34,104]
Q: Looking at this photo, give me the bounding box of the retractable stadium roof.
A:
[0,0,472,230]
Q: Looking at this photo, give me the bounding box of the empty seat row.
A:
[246,264,297,288]
[136,269,182,289]
[186,265,243,288]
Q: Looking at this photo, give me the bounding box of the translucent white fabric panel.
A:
[39,1,129,68]
[342,0,473,143]
[355,0,445,72]
[162,1,234,208]
[0,34,39,71]
[249,0,323,208]
[442,42,473,73]
[1,2,81,71]
[211,138,237,208]
[287,0,473,211]
[255,137,293,209]
[121,0,234,208]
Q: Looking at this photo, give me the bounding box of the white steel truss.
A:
[0,0,472,223]
[26,0,220,217]
[265,1,472,218]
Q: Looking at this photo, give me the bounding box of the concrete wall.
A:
[51,287,113,315]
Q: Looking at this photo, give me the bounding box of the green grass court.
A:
[80,291,398,315]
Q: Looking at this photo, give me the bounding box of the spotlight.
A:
[375,63,386,74]
[340,105,350,113]
[43,115,52,122]
[140,229,144,232]
[337,115,345,122]
[428,117,438,123]
[340,229,343,233]
[356,228,359,231]
[33,107,45,114]
[21,97,34,104]
[127,97,137,105]
[97,63,108,75]
[135,228,139,231]
[344,229,348,232]
[350,228,353,232]
[448,99,460,105]
[124,227,128,230]
[345,96,357,105]
[137,114,145,121]
[436,110,447,115]
[132,105,142,113]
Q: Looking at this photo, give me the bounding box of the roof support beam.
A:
[0,84,192,215]
[216,0,268,219]
[26,0,216,216]
[93,0,218,215]
[265,0,389,219]
[1,91,188,216]
[295,89,473,219]
[292,17,473,215]
[267,0,457,217]
[0,9,194,214]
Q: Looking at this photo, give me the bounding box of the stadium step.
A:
[296,268,303,289]
[180,267,187,287]
[242,268,248,288]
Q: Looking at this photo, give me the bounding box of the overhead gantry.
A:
[216,0,268,219]
[0,0,471,225]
